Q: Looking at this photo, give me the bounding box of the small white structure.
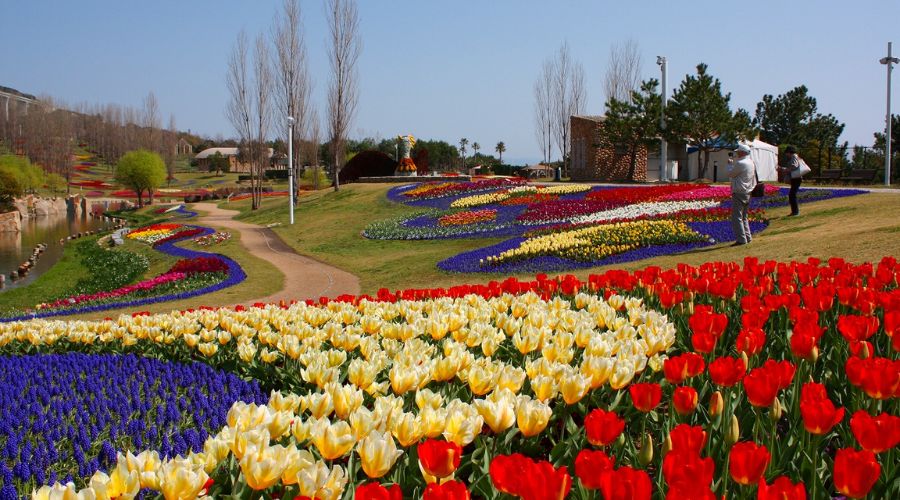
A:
[686,139,779,182]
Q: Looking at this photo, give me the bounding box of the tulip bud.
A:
[726,415,740,445]
[709,391,725,417]
[662,433,673,457]
[810,346,819,363]
[638,433,654,466]
[740,351,750,370]
[859,342,870,359]
[769,398,782,422]
[616,433,626,448]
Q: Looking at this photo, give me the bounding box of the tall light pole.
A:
[657,56,668,182]
[880,42,899,186]
[287,116,295,225]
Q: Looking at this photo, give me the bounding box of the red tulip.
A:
[757,476,806,500]
[599,465,652,500]
[736,327,766,356]
[423,480,470,500]
[629,383,662,412]
[760,359,796,389]
[574,449,614,490]
[708,356,746,387]
[743,367,781,408]
[689,305,728,338]
[833,448,881,499]
[728,441,770,486]
[663,353,705,384]
[838,314,880,343]
[850,409,900,453]
[354,482,403,500]
[489,454,571,500]
[584,409,626,446]
[668,424,707,455]
[417,439,462,479]
[846,356,900,399]
[691,331,718,354]
[884,309,900,337]
[790,331,818,361]
[799,383,844,435]
[662,451,715,499]
[672,386,698,416]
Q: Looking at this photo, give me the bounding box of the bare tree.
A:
[163,114,178,183]
[251,34,273,209]
[551,43,587,176]
[533,58,554,164]
[273,0,312,201]
[306,106,322,190]
[604,39,643,104]
[226,31,255,202]
[326,0,361,191]
[142,91,161,152]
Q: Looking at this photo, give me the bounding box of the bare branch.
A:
[326,0,361,191]
[604,39,643,103]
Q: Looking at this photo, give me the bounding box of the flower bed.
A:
[374,181,867,273]
[0,353,265,493]
[438,209,497,227]
[193,231,231,247]
[0,257,897,498]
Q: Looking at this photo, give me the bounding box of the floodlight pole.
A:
[657,56,668,182]
[880,42,899,186]
[288,116,295,225]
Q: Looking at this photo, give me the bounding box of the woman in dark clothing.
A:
[778,146,802,216]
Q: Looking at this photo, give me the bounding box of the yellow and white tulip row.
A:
[538,184,593,195]
[484,220,700,264]
[449,186,538,208]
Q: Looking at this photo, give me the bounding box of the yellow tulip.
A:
[197,342,218,357]
[239,444,288,490]
[415,388,444,410]
[295,461,348,500]
[357,430,404,478]
[466,363,497,396]
[389,364,419,395]
[278,446,316,486]
[31,482,93,500]
[306,392,334,419]
[390,411,425,447]
[347,359,377,390]
[122,450,163,490]
[442,411,483,447]
[516,397,552,438]
[530,375,558,402]
[156,457,209,500]
[559,371,591,405]
[310,419,356,460]
[268,391,302,413]
[329,384,364,420]
[473,396,516,433]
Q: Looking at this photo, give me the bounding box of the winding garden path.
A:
[192,203,360,305]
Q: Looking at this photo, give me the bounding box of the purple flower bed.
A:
[0,352,266,494]
[1,227,246,323]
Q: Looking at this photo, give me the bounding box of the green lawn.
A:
[224,183,900,295]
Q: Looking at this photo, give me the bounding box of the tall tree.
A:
[552,43,587,176]
[326,0,361,192]
[604,39,642,103]
[472,141,480,161]
[754,85,818,146]
[458,137,468,169]
[533,58,554,164]
[495,141,506,165]
[142,92,160,152]
[250,34,273,209]
[272,0,312,201]
[604,78,662,181]
[666,63,752,179]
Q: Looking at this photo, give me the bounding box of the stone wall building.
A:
[570,115,648,182]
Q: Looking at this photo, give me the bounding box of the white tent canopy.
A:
[685,139,779,182]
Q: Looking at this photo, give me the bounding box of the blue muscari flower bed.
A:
[1,225,246,323]
[0,352,266,496]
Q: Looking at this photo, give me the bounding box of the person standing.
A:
[727,144,757,246]
[777,146,802,216]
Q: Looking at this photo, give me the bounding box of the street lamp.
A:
[880,43,899,186]
[656,56,668,182]
[287,116,294,225]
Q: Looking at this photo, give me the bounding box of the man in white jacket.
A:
[727,144,757,246]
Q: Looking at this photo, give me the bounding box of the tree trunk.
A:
[627,143,637,181]
[699,149,710,180]
[333,151,341,191]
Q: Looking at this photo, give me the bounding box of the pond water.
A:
[0,214,113,292]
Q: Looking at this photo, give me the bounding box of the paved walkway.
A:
[193,203,360,305]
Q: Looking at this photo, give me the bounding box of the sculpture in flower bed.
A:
[0,352,265,495]
[0,257,897,499]
[370,179,868,273]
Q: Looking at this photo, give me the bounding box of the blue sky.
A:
[4,0,898,164]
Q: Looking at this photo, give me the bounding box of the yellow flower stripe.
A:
[486,220,702,264]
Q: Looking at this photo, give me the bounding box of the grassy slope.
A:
[230,183,900,294]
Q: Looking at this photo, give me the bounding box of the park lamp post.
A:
[657,56,668,182]
[287,116,295,225]
[880,43,899,186]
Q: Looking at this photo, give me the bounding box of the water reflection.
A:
[0,213,112,291]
